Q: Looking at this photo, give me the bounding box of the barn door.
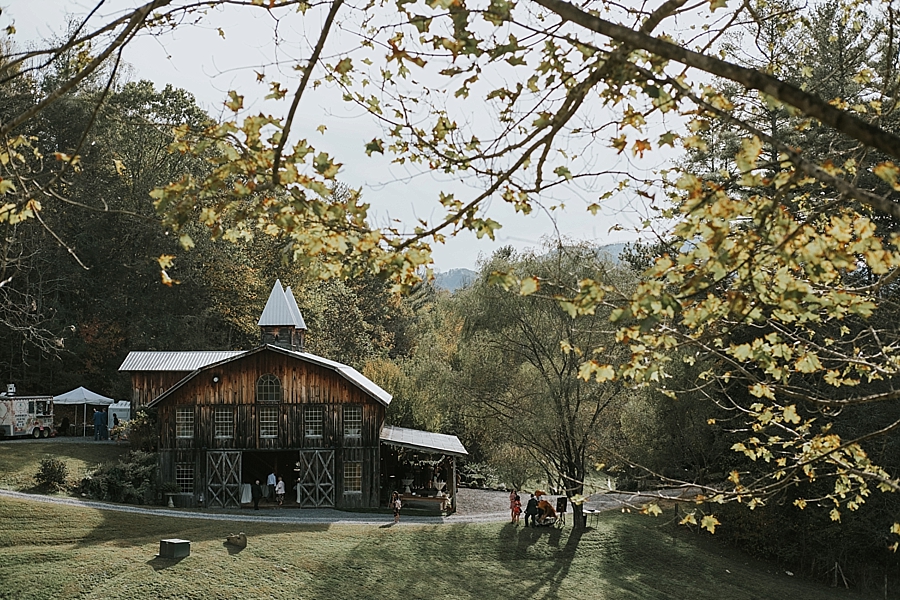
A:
[296,450,335,507]
[206,451,242,508]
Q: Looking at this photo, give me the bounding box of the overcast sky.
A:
[7,0,656,271]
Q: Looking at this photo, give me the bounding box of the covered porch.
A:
[379,425,468,514]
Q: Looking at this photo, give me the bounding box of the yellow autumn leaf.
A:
[735,136,763,173]
[874,162,900,191]
[700,515,720,534]
[642,503,663,516]
[160,270,177,287]
[795,352,823,373]
[225,91,244,112]
[749,383,776,400]
[157,255,176,269]
[593,364,616,382]
[782,405,801,424]
[520,276,540,296]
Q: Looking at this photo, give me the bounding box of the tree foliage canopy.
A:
[6,0,900,536]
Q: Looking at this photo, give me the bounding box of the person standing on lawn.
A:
[92,409,104,441]
[251,479,264,510]
[524,494,538,527]
[267,471,277,502]
[275,476,286,506]
[391,491,402,524]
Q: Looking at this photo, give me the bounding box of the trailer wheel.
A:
[41,428,49,438]
[32,428,41,439]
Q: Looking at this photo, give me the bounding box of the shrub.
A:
[127,409,157,452]
[460,461,499,489]
[79,450,157,504]
[35,458,68,491]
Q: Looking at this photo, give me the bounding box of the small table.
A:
[401,494,449,512]
[583,509,601,527]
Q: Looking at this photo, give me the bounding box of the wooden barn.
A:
[120,281,466,511]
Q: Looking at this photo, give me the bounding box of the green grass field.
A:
[0,440,130,491]
[0,496,877,599]
[0,442,877,599]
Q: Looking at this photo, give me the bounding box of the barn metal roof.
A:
[118,351,244,372]
[141,345,392,407]
[380,425,468,457]
[284,286,307,330]
[258,279,306,328]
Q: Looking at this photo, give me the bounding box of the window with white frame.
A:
[344,405,362,438]
[256,374,282,403]
[304,405,323,439]
[175,407,194,438]
[214,407,233,439]
[175,463,194,493]
[344,462,362,493]
[259,406,278,438]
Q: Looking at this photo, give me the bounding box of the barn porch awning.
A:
[380,425,468,457]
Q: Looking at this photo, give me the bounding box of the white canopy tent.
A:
[53,387,115,437]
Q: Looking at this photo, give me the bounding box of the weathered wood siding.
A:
[130,372,190,410]
[155,348,384,508]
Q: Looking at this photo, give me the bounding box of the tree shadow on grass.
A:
[519,526,584,598]
[66,504,333,551]
[293,520,591,599]
[146,556,186,571]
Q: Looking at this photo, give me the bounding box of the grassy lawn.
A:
[0,440,129,491]
[0,442,878,599]
[0,495,876,600]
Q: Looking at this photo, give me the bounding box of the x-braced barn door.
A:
[206,451,242,508]
[296,450,334,507]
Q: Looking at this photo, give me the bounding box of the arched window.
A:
[256,374,282,403]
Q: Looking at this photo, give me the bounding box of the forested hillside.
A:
[0,74,419,397]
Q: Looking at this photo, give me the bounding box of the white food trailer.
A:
[0,385,54,438]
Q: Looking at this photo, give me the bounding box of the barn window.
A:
[344,462,362,493]
[304,406,323,439]
[214,407,233,439]
[259,406,278,438]
[344,405,362,438]
[176,407,194,438]
[176,463,194,493]
[256,374,282,403]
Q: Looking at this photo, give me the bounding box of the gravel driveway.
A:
[0,485,696,527]
[1,438,696,525]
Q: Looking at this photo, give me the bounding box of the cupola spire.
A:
[258,280,307,351]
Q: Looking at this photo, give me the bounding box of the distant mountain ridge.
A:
[433,242,631,293]
[433,268,476,292]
